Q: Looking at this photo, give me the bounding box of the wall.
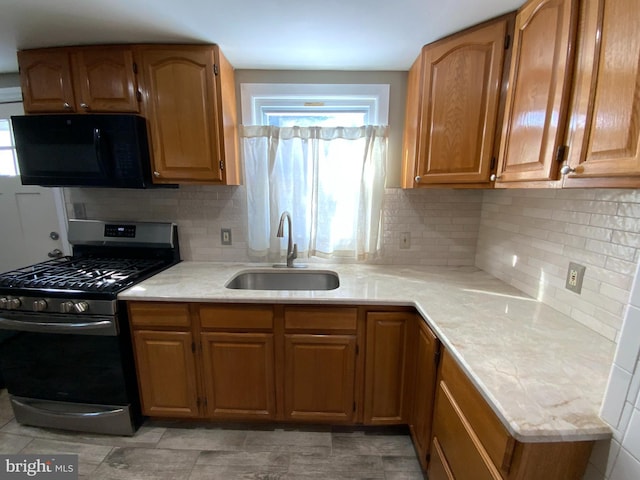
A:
[473,188,640,480]
[584,260,640,480]
[64,186,482,266]
[234,70,407,188]
[476,188,640,342]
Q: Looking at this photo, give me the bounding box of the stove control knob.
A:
[74,301,89,314]
[8,298,21,310]
[32,299,48,312]
[0,297,8,309]
[60,301,75,314]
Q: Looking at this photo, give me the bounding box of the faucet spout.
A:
[277,211,297,267]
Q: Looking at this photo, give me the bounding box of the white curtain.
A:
[241,125,388,262]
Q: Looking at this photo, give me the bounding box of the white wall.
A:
[584,259,640,480]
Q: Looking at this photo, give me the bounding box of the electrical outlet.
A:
[221,228,232,246]
[565,262,586,294]
[400,232,411,250]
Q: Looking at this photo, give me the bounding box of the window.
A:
[240,84,389,262]
[0,119,18,176]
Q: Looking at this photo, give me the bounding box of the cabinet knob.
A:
[560,165,575,175]
[153,171,161,178]
[63,102,72,110]
[490,174,500,182]
[80,103,89,110]
[414,176,421,183]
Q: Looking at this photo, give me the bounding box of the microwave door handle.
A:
[93,127,111,178]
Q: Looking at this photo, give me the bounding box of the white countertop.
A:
[120,262,615,443]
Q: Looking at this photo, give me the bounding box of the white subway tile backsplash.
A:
[479,189,640,341]
[609,448,640,480]
[614,306,640,373]
[622,409,640,461]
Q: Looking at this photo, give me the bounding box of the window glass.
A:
[0,119,18,176]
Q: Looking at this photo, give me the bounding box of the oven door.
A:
[0,330,131,405]
[0,312,141,435]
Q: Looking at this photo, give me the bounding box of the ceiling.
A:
[0,0,523,74]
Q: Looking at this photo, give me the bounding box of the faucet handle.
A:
[292,243,298,260]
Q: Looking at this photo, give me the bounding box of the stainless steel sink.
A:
[225,269,340,291]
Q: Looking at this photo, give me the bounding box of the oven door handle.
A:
[0,316,117,336]
[12,397,125,418]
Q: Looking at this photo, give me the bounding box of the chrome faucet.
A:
[276,211,297,267]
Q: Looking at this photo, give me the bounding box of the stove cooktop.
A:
[0,256,170,295]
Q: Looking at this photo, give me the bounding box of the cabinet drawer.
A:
[432,380,502,480]
[199,305,274,330]
[284,307,357,332]
[129,302,191,328]
[440,350,514,474]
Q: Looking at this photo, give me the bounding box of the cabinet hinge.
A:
[213,63,219,76]
[196,397,201,407]
[434,346,442,367]
[353,402,356,412]
[355,345,359,355]
[219,160,225,171]
[556,145,568,163]
[191,342,196,353]
[136,90,142,102]
[426,453,431,464]
[504,34,511,50]
[203,398,208,408]
[490,156,497,171]
[132,62,138,74]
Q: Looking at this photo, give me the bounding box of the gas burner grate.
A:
[0,257,167,293]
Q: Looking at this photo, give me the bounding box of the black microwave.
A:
[11,114,157,188]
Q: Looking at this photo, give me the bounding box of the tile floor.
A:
[0,391,425,479]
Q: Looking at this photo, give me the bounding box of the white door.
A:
[0,97,69,273]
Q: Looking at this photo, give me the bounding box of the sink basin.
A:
[225,269,340,291]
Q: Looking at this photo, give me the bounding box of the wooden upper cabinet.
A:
[18,47,139,114]
[18,49,76,113]
[495,0,578,186]
[563,0,640,187]
[402,15,512,188]
[71,48,139,113]
[137,45,240,185]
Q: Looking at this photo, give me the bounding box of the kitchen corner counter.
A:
[119,261,615,443]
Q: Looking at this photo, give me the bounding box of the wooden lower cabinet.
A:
[201,332,276,419]
[410,319,440,470]
[364,312,416,424]
[284,334,357,422]
[128,301,592,480]
[132,330,200,417]
[428,349,594,480]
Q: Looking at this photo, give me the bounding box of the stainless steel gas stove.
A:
[0,219,180,435]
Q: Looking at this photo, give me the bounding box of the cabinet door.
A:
[138,46,224,183]
[496,0,578,184]
[411,321,439,470]
[72,48,139,112]
[363,312,414,424]
[284,334,356,422]
[413,17,509,186]
[201,332,276,419]
[132,330,200,417]
[18,49,76,113]
[564,0,640,187]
